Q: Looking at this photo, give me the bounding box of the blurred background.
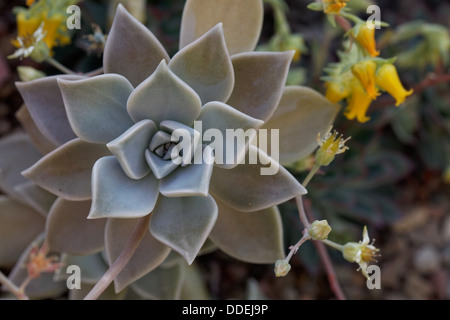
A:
[0,0,449,299]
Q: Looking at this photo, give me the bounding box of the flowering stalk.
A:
[45,56,77,75]
[84,214,151,300]
[0,270,29,300]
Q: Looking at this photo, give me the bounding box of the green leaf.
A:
[104,3,170,87]
[149,195,218,265]
[0,196,45,268]
[22,139,111,201]
[170,24,234,105]
[180,0,263,55]
[261,86,340,165]
[209,198,284,263]
[131,263,186,300]
[307,2,323,11]
[105,216,171,292]
[46,198,106,255]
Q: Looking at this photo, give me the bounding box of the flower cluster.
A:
[322,16,413,123]
[10,0,79,59]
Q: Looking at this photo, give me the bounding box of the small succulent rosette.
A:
[16,0,339,291]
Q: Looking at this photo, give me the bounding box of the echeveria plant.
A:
[14,0,338,293]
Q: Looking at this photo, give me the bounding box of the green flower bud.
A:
[308,219,332,240]
[274,260,291,277]
[17,66,46,82]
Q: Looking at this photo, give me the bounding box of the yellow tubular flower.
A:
[323,0,350,14]
[42,13,71,50]
[344,79,374,123]
[356,24,380,57]
[324,70,353,103]
[325,80,350,103]
[351,60,380,100]
[375,63,413,106]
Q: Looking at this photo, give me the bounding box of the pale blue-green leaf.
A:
[145,150,179,180]
[0,133,43,200]
[0,196,45,268]
[160,250,184,268]
[170,24,234,105]
[159,145,214,197]
[13,181,57,217]
[103,4,170,87]
[89,156,159,219]
[180,0,263,55]
[15,105,57,154]
[22,138,111,201]
[127,60,202,126]
[149,195,218,265]
[105,217,171,292]
[107,119,157,180]
[210,198,284,263]
[180,262,210,299]
[160,239,216,268]
[227,51,294,122]
[46,198,105,255]
[197,102,263,169]
[261,86,341,165]
[55,252,108,284]
[130,263,185,300]
[16,75,83,146]
[210,145,306,212]
[58,74,134,144]
[8,233,67,299]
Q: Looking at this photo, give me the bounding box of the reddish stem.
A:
[297,198,347,300]
[83,215,150,300]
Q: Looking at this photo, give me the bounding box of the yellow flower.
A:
[13,5,72,56]
[355,24,380,57]
[351,60,380,100]
[8,22,47,60]
[342,226,379,278]
[344,78,374,123]
[375,63,413,106]
[316,126,350,166]
[325,81,346,103]
[323,0,350,14]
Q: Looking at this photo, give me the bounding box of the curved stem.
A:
[84,214,150,300]
[285,233,311,262]
[302,164,320,188]
[300,198,347,300]
[0,271,29,300]
[312,239,347,300]
[322,239,344,252]
[295,196,311,229]
[85,67,104,77]
[45,57,77,75]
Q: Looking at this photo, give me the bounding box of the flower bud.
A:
[17,66,45,82]
[274,260,291,277]
[30,40,50,63]
[308,219,332,240]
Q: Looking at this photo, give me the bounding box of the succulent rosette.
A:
[16,0,339,291]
